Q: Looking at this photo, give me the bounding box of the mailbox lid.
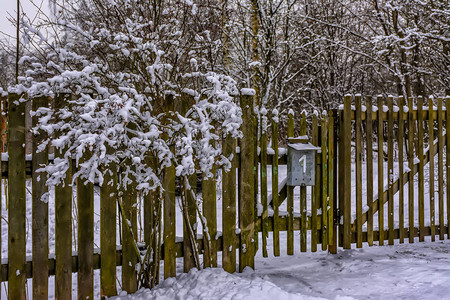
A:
[288,143,321,151]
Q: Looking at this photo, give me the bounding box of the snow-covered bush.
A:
[15,0,242,288]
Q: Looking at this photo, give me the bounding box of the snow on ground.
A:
[113,237,450,300]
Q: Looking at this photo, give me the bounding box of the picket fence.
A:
[0,93,449,299]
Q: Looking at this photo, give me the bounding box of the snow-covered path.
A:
[113,238,450,300]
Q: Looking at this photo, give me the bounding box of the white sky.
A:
[0,0,49,40]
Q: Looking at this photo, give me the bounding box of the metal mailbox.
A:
[287,142,321,186]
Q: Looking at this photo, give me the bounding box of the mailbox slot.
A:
[287,143,320,186]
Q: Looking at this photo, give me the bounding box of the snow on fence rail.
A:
[1,93,449,299]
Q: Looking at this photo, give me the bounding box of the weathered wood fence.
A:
[338,95,450,248]
[0,92,449,299]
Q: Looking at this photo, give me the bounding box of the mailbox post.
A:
[287,137,320,186]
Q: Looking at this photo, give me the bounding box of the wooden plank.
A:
[365,96,374,246]
[377,95,385,246]
[300,112,307,252]
[355,95,363,248]
[338,110,344,248]
[345,109,443,121]
[343,95,352,249]
[122,181,138,290]
[260,110,269,257]
[100,163,117,297]
[8,93,26,300]
[353,126,443,234]
[321,114,328,251]
[77,160,94,299]
[287,110,294,255]
[163,95,176,277]
[271,109,280,256]
[54,93,73,300]
[408,97,415,243]
[179,94,197,273]
[238,93,255,271]
[428,97,435,242]
[203,168,217,267]
[447,96,450,239]
[398,96,405,243]
[222,134,237,272]
[327,111,337,253]
[311,113,319,252]
[418,96,425,242]
[387,96,394,245]
[32,96,49,300]
[438,97,444,240]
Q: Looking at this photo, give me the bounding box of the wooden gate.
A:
[337,95,450,249]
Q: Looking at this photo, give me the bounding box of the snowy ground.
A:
[113,236,450,300]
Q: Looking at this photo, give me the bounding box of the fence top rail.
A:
[333,107,449,121]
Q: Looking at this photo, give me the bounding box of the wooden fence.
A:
[0,92,448,299]
[338,95,450,248]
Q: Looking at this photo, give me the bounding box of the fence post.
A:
[32,96,49,300]
[239,91,255,271]
[8,92,26,300]
[311,112,319,252]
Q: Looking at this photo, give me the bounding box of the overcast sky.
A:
[0,0,49,40]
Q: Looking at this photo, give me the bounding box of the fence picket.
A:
[287,110,294,255]
[418,96,425,242]
[327,111,337,253]
[54,94,73,300]
[203,166,217,267]
[163,95,176,277]
[398,96,405,243]
[261,109,269,257]
[271,110,280,256]
[77,157,94,299]
[438,97,444,240]
[32,96,49,300]
[377,95,384,246]
[365,96,374,246]
[408,97,415,243]
[239,93,255,271]
[387,96,394,245]
[446,96,450,239]
[222,134,237,272]
[321,115,328,251]
[355,95,363,248]
[8,93,26,300]
[100,163,117,297]
[299,112,307,252]
[343,95,352,249]
[428,97,435,241]
[311,113,319,252]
